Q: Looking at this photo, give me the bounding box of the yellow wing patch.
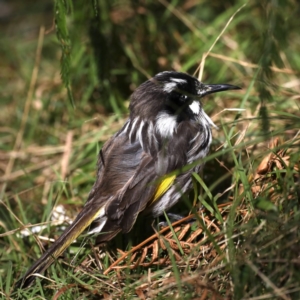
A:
[150,174,176,205]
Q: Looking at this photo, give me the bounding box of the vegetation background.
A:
[0,0,299,299]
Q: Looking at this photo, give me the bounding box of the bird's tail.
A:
[15,203,106,289]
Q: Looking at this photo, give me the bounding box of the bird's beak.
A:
[199,83,241,97]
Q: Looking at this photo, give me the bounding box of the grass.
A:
[1,0,300,299]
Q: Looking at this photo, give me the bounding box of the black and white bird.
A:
[16,71,240,288]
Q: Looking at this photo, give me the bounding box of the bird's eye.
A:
[180,94,188,101]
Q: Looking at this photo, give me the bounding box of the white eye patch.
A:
[163,78,188,92]
[163,82,177,92]
[170,78,187,84]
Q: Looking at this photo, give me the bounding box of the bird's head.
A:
[130,71,240,122]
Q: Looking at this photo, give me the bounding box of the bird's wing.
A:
[91,121,201,238]
[87,131,167,240]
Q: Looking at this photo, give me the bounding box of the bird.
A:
[16,71,240,289]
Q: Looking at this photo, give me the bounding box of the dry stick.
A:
[103,202,231,275]
[0,26,45,198]
[196,3,247,81]
[207,52,296,74]
[0,158,58,183]
[103,215,194,275]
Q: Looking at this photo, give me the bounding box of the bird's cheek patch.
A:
[189,101,201,115]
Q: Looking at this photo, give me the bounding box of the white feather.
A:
[155,112,177,138]
[87,205,107,234]
[202,110,218,129]
[137,120,144,149]
[129,117,139,140]
[170,77,187,84]
[147,121,154,147]
[88,217,107,234]
[163,82,177,92]
[189,101,201,115]
[122,120,130,134]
